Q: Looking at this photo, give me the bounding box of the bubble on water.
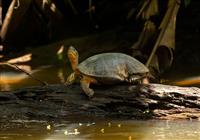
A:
[46,125,51,130]
[79,123,83,126]
[64,130,68,135]
[117,124,121,128]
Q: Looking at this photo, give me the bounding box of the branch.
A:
[0,62,48,86]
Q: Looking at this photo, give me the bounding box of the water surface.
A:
[0,120,200,140]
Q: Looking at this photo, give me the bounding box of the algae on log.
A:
[0,84,200,121]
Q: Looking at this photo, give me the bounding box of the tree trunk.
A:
[0,84,200,121]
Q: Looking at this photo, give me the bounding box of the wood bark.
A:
[0,84,200,121]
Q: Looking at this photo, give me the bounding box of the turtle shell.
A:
[78,53,149,83]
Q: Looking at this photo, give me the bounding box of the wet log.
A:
[0,84,200,121]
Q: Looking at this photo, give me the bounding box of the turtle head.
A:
[68,46,79,71]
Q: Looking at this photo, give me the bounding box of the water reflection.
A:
[171,76,200,86]
[162,67,200,87]
[0,71,27,91]
[1,64,200,91]
[0,120,200,140]
[0,65,69,91]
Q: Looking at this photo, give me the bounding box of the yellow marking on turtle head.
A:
[67,46,79,71]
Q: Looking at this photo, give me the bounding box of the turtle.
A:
[66,46,149,97]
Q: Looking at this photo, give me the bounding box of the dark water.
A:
[0,120,200,140]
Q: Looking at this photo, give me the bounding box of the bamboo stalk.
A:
[145,0,180,67]
[0,0,16,41]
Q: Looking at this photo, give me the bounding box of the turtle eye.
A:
[128,77,134,83]
[68,46,78,57]
[129,75,141,83]
[130,77,136,83]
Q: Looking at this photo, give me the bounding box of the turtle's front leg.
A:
[80,76,96,98]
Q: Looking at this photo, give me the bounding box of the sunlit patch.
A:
[57,45,64,55]
[117,124,121,128]
[0,7,2,25]
[64,130,68,135]
[14,65,32,73]
[47,125,51,130]
[7,53,32,64]
[79,123,83,126]
[172,76,200,86]
[0,45,3,51]
[100,128,105,133]
[86,122,96,127]
[0,72,28,91]
[42,0,49,8]
[50,3,57,13]
[63,128,80,136]
[57,45,64,60]
[74,129,80,135]
[14,0,20,9]
[0,72,27,84]
[128,135,132,140]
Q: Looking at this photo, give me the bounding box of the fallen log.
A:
[0,84,200,121]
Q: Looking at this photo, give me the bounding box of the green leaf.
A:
[57,54,63,60]
[57,45,64,61]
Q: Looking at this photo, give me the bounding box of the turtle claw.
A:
[85,89,94,99]
[64,81,71,86]
[80,77,95,98]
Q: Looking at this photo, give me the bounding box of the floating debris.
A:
[64,130,68,135]
[86,122,95,126]
[46,125,51,130]
[100,128,105,133]
[74,129,80,135]
[64,129,80,135]
[117,124,121,128]
[79,123,83,126]
[108,122,111,127]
